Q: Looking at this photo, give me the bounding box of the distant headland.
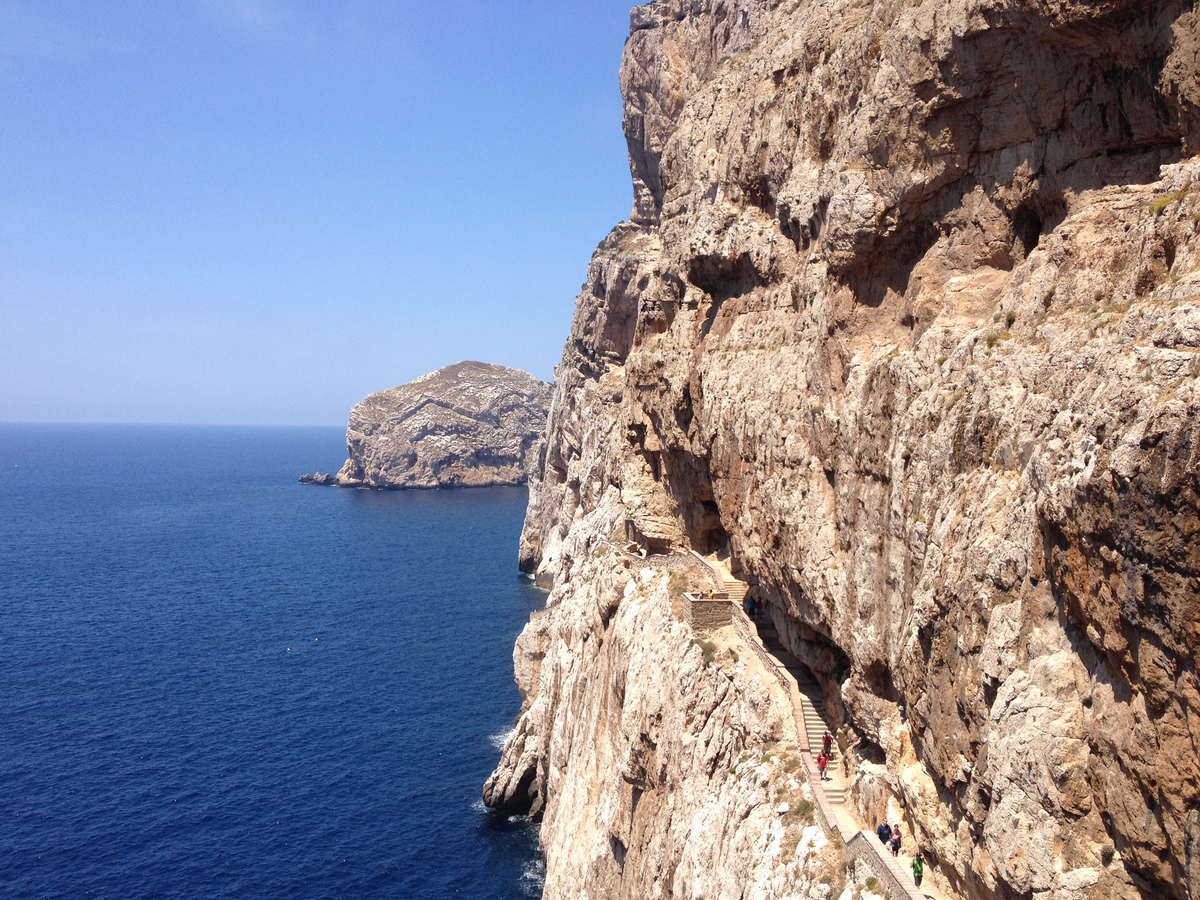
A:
[301,361,552,489]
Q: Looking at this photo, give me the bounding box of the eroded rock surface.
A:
[493,1,1200,899]
[485,553,849,899]
[331,361,551,489]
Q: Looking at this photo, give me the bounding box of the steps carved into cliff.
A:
[687,550,749,602]
[702,591,932,900]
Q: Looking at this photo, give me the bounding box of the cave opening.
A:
[675,385,695,432]
[743,174,776,216]
[1012,204,1044,258]
[843,216,939,309]
[609,835,627,869]
[650,435,731,561]
[861,659,900,703]
[1009,191,1067,262]
[855,737,886,765]
[689,252,764,305]
[695,501,729,556]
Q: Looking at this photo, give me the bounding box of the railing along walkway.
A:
[683,589,933,900]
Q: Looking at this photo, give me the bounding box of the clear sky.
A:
[0,0,636,425]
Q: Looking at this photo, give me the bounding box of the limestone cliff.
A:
[328,361,551,489]
[493,2,1200,899]
[486,554,852,899]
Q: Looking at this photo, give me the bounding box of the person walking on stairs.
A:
[817,750,828,780]
[821,730,832,756]
[912,851,925,887]
[876,821,891,845]
[889,824,902,857]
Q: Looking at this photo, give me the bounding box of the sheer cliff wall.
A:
[496,2,1200,898]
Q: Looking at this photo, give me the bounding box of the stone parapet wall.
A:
[682,594,733,631]
[845,832,924,900]
[730,606,783,675]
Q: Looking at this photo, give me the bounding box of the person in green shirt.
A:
[912,851,925,886]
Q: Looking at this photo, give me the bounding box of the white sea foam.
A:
[490,727,515,751]
[519,572,550,593]
[520,856,546,894]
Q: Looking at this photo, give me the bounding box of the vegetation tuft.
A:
[1151,189,1189,216]
[669,571,689,600]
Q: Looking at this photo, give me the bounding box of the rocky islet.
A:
[303,361,553,490]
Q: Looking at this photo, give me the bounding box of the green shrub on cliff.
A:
[691,638,716,665]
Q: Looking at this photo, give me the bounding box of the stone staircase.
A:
[709,576,935,900]
[709,556,749,603]
[800,693,846,804]
[752,615,847,805]
[701,584,935,900]
[718,575,749,603]
[687,551,750,601]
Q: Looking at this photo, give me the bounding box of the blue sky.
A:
[0,0,635,425]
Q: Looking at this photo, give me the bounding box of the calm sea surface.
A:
[0,424,544,899]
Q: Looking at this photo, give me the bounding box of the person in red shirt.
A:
[817,751,828,780]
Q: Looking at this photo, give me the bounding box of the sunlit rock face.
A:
[499,2,1200,899]
[484,557,849,900]
[333,361,552,489]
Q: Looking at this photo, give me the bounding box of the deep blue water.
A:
[0,424,544,899]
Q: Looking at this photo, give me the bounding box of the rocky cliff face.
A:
[486,554,851,899]
[495,2,1200,899]
[331,361,551,489]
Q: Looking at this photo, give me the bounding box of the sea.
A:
[0,424,545,899]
